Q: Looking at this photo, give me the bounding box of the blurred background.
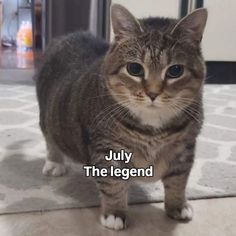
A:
[0,0,235,83]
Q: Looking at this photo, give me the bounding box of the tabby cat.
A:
[36,4,207,230]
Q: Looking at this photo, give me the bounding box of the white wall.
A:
[110,0,181,40]
[112,0,180,18]
[202,0,236,61]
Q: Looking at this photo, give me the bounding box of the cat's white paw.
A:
[166,203,193,221]
[100,214,126,230]
[42,160,66,177]
[180,205,193,220]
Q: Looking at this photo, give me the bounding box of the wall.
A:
[110,0,181,40]
[112,0,181,18]
[202,0,236,61]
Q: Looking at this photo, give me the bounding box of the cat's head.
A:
[104,4,207,127]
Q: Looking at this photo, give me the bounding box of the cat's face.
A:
[104,5,207,127]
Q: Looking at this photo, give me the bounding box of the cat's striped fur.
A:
[36,4,207,230]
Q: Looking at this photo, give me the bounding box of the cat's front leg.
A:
[162,162,193,221]
[96,177,128,230]
[90,151,129,230]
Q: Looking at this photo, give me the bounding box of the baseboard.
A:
[206,61,236,84]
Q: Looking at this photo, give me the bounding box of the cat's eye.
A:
[126,63,144,77]
[166,65,184,79]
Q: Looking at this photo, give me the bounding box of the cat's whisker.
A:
[104,104,127,128]
[166,104,181,120]
[172,98,201,105]
[173,100,200,113]
[172,102,201,124]
[97,106,128,131]
[107,109,129,137]
[175,100,201,106]
[109,103,140,134]
[169,103,193,123]
[106,107,128,130]
[108,99,136,128]
[90,103,118,124]
[92,100,130,130]
[174,100,202,115]
[172,99,202,113]
[89,93,127,100]
[90,103,123,129]
[169,102,200,124]
[90,99,130,125]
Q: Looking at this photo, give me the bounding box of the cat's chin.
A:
[128,104,174,129]
[146,103,158,109]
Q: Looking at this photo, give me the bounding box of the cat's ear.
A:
[171,8,208,42]
[111,4,143,40]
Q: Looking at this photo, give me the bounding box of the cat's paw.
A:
[100,214,126,230]
[42,160,66,177]
[166,203,193,221]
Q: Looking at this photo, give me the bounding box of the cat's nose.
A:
[146,92,158,101]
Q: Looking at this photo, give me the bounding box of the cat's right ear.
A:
[171,8,208,43]
[111,4,143,40]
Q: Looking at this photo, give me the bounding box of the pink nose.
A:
[146,92,158,101]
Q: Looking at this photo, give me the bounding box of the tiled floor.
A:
[0,198,235,236]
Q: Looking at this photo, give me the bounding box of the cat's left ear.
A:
[111,4,143,40]
[171,8,208,43]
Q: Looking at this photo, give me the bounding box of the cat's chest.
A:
[127,130,185,169]
[131,138,165,168]
[129,133,189,181]
[115,121,189,178]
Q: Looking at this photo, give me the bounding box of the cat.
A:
[36,4,207,230]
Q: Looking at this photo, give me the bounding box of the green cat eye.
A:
[126,63,144,77]
[166,65,184,79]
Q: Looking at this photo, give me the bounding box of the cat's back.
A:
[39,31,109,79]
[36,31,109,110]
